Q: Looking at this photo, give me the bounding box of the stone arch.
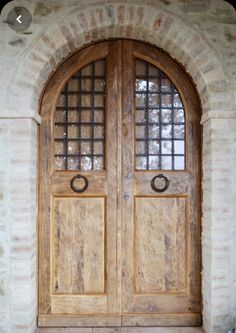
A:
[5,1,231,121]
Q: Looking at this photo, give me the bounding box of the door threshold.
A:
[38,313,201,327]
[36,327,205,333]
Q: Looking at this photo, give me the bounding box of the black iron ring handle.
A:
[70,174,89,193]
[151,174,169,193]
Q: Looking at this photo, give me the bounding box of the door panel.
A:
[121,40,201,321]
[134,197,186,294]
[39,42,119,318]
[52,197,105,295]
[38,40,201,327]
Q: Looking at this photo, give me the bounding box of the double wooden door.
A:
[38,40,201,327]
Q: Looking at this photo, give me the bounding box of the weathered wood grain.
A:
[52,197,105,294]
[134,197,186,294]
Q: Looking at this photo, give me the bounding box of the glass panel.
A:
[55,110,66,122]
[68,141,79,154]
[174,109,184,123]
[136,156,147,170]
[149,64,159,76]
[149,78,159,92]
[95,79,105,92]
[149,94,159,107]
[68,157,79,170]
[136,125,146,139]
[57,95,66,107]
[174,140,185,155]
[149,140,159,154]
[94,95,104,108]
[161,94,172,107]
[94,157,103,170]
[161,140,172,154]
[94,110,104,123]
[94,125,104,139]
[81,142,91,155]
[81,156,92,171]
[149,156,159,170]
[81,110,91,122]
[149,125,159,139]
[54,125,66,138]
[149,109,159,122]
[54,59,105,170]
[68,111,79,122]
[136,94,146,108]
[67,95,78,108]
[81,79,92,91]
[81,125,92,139]
[136,60,147,76]
[135,59,185,170]
[95,60,105,75]
[81,63,93,75]
[174,156,185,170]
[81,94,91,107]
[161,156,172,170]
[161,109,172,123]
[55,142,65,155]
[136,110,146,123]
[161,78,172,92]
[68,125,79,139]
[68,79,78,91]
[94,141,104,155]
[136,141,146,154]
[174,93,183,107]
[55,156,66,170]
[174,125,185,139]
[136,79,147,91]
[161,125,172,138]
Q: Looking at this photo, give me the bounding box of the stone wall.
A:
[0,0,236,332]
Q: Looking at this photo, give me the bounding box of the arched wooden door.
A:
[38,40,201,327]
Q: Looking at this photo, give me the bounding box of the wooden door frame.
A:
[37,39,202,328]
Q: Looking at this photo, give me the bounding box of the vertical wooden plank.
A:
[38,111,53,314]
[121,40,135,313]
[106,40,119,313]
[116,40,123,314]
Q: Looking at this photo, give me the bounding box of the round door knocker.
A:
[151,174,169,193]
[70,174,89,193]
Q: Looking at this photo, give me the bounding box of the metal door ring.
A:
[70,174,89,193]
[151,174,169,193]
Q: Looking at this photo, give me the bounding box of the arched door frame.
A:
[38,39,202,327]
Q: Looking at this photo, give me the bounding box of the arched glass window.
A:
[135,59,185,170]
[54,60,106,171]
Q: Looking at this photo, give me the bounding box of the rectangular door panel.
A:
[134,197,186,294]
[52,197,105,295]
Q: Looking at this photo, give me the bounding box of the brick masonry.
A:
[0,0,236,332]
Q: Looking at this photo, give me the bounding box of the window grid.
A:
[135,59,185,171]
[54,60,105,171]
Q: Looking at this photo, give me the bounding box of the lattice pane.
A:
[135,59,185,170]
[54,59,106,171]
